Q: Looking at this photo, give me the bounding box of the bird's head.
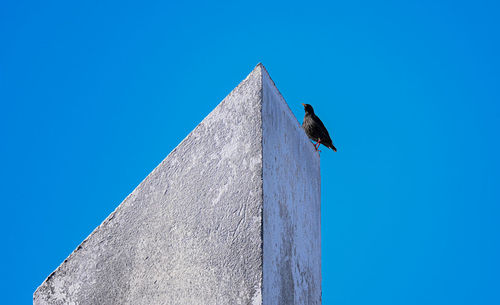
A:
[302,103,314,114]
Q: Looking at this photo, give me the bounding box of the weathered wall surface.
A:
[34,64,322,305]
[262,69,322,304]
[34,66,264,305]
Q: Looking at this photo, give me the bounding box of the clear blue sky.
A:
[1,0,499,304]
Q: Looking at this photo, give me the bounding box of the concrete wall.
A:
[262,69,321,305]
[34,64,321,305]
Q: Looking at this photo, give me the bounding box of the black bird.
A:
[302,103,337,152]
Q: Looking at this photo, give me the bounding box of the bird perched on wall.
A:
[302,103,337,152]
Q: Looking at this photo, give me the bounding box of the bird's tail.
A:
[330,144,337,152]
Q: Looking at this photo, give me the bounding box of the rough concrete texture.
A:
[34,64,321,305]
[262,71,321,305]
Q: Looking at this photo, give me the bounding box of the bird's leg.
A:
[313,139,322,152]
[315,139,322,149]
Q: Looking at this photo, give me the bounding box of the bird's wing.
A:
[313,114,333,143]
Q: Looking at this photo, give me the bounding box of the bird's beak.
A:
[301,103,305,107]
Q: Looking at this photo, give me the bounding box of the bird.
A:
[302,103,337,152]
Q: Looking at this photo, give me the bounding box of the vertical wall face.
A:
[35,64,322,305]
[262,71,322,304]
[34,67,264,305]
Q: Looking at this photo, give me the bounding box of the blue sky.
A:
[1,0,499,304]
